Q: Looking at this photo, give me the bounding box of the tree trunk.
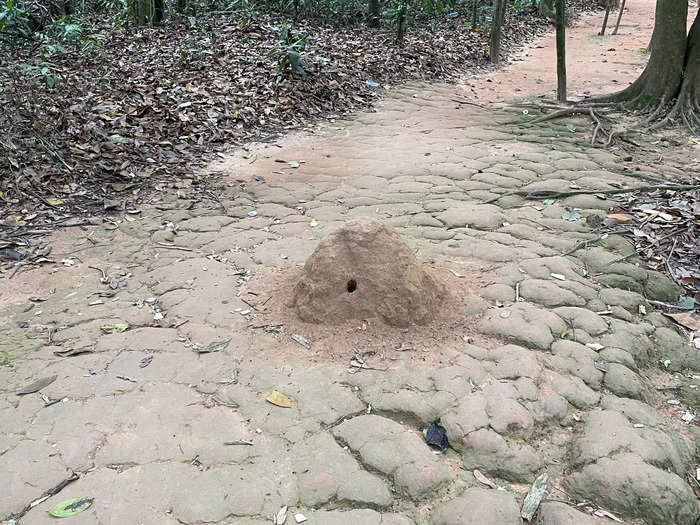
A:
[556,0,567,102]
[599,0,611,35]
[490,0,506,64]
[133,0,152,24]
[598,0,687,108]
[471,0,479,28]
[675,12,700,122]
[133,0,164,25]
[154,0,164,24]
[612,0,626,35]
[368,0,380,27]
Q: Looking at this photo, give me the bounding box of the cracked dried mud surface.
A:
[2,3,699,524]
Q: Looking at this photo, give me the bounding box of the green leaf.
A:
[677,296,695,310]
[561,209,582,221]
[49,497,93,517]
[100,323,129,334]
[288,50,306,76]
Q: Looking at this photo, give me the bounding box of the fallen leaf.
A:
[266,390,292,408]
[100,323,129,333]
[274,505,288,524]
[665,312,700,331]
[197,339,231,354]
[473,469,498,489]
[593,509,622,522]
[17,375,58,395]
[521,473,548,520]
[49,497,93,517]
[677,296,696,310]
[309,219,318,227]
[561,209,582,221]
[606,213,630,222]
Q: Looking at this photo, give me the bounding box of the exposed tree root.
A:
[516,88,698,148]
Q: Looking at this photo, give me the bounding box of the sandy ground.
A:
[2,2,700,525]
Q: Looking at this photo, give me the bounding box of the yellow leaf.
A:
[266,390,291,408]
[688,139,697,145]
[309,219,318,227]
[606,213,630,222]
[46,198,64,206]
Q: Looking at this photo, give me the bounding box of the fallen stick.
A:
[484,184,700,204]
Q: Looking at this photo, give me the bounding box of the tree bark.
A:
[154,0,165,24]
[471,0,479,28]
[599,0,611,35]
[598,0,687,108]
[490,0,506,64]
[556,0,567,102]
[676,12,700,118]
[612,0,626,35]
[367,0,380,27]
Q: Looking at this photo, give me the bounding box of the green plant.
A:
[384,0,408,43]
[226,0,259,24]
[513,0,539,10]
[19,60,65,88]
[0,0,36,44]
[269,23,308,76]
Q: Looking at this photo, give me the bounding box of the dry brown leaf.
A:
[266,390,292,408]
[665,312,700,331]
[606,213,631,222]
[473,469,498,489]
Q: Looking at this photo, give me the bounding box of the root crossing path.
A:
[2,2,699,525]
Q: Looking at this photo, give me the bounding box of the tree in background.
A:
[367,0,380,27]
[490,0,506,63]
[555,0,566,102]
[595,0,699,128]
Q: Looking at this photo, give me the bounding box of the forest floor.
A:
[1,1,700,525]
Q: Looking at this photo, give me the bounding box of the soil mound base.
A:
[291,218,449,327]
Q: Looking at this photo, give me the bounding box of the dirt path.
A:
[2,5,699,525]
[467,0,654,102]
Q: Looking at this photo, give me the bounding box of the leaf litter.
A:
[595,181,699,320]
[0,5,581,257]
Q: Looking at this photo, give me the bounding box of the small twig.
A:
[484,184,700,204]
[665,237,679,284]
[88,265,107,281]
[647,299,690,309]
[156,242,193,251]
[35,135,74,172]
[223,440,254,446]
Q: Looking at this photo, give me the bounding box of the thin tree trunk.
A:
[600,0,611,35]
[368,0,380,27]
[617,0,687,106]
[490,0,506,64]
[154,0,164,24]
[133,0,153,24]
[612,0,626,35]
[556,0,567,102]
[471,0,479,28]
